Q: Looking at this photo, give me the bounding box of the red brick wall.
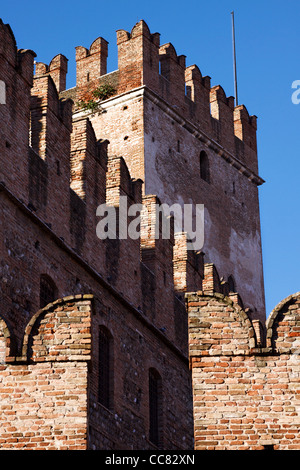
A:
[187,287,300,450]
[0,296,92,450]
[0,20,35,203]
[0,188,193,450]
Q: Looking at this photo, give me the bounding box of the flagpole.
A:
[231,11,238,106]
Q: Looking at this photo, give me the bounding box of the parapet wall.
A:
[0,17,214,347]
[0,295,93,450]
[186,287,300,450]
[0,19,36,202]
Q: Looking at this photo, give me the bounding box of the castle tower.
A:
[65,19,266,321]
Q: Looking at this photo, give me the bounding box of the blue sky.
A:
[1,0,299,316]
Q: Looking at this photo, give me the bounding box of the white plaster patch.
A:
[0,80,5,104]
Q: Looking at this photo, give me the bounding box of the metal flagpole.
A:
[231,11,238,106]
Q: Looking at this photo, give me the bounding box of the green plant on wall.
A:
[77,84,116,114]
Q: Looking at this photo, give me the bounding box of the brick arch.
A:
[130,19,151,39]
[187,291,257,357]
[266,292,300,351]
[0,316,12,363]
[21,294,94,362]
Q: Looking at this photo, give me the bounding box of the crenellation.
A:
[140,195,175,338]
[234,104,258,172]
[71,116,102,201]
[210,85,235,153]
[159,43,186,113]
[187,290,300,450]
[106,155,138,206]
[75,37,108,88]
[0,19,18,66]
[0,20,36,203]
[185,65,211,133]
[173,232,203,293]
[116,20,161,96]
[35,54,68,93]
[202,263,222,295]
[30,73,73,242]
[17,49,36,86]
[103,155,143,306]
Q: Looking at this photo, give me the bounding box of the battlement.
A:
[76,37,108,88]
[35,54,68,93]
[0,294,93,363]
[186,286,300,355]
[64,19,260,174]
[0,19,36,202]
[0,17,265,324]
[186,290,300,450]
[0,19,263,315]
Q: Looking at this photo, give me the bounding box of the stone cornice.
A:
[73,85,265,187]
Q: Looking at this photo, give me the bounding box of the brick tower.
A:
[61,19,266,322]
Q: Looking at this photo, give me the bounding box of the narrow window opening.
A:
[149,368,162,447]
[177,140,181,152]
[87,72,90,82]
[40,275,57,308]
[99,326,113,410]
[200,150,210,183]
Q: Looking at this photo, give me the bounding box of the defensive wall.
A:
[0,17,298,450]
[187,275,300,450]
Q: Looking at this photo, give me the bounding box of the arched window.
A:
[149,368,163,447]
[98,326,113,409]
[40,275,57,308]
[200,150,210,183]
[228,275,236,293]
